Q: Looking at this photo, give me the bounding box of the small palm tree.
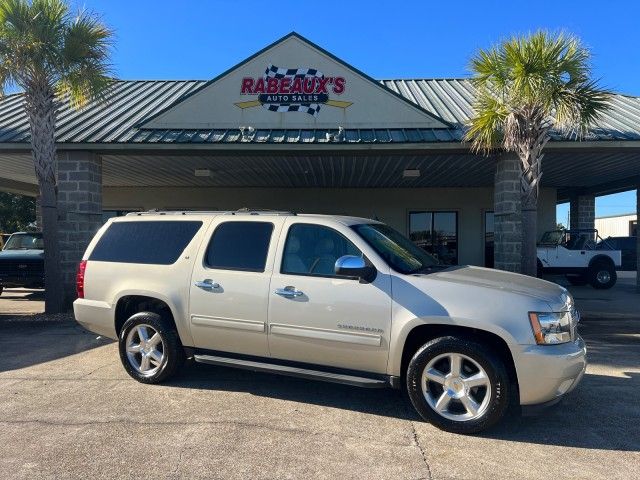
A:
[465,31,611,276]
[0,0,112,312]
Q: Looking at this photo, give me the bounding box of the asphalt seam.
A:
[411,422,433,480]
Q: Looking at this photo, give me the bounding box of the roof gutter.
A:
[1,140,639,154]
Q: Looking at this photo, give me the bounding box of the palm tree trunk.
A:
[24,86,65,313]
[521,197,538,277]
[519,152,543,277]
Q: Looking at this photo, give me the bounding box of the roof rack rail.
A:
[127,209,296,217]
[224,208,296,216]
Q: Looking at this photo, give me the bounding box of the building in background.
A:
[0,32,639,301]
[596,213,637,238]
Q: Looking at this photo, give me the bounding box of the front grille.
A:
[0,261,44,276]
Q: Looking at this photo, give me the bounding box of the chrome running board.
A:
[193,354,388,388]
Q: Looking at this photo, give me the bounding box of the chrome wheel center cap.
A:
[444,376,466,399]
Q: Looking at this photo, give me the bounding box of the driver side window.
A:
[281,223,361,277]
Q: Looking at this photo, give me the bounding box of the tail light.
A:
[76,260,87,299]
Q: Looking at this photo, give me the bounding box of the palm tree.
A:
[465,31,611,276]
[0,0,112,312]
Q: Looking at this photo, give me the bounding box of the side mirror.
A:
[334,255,377,282]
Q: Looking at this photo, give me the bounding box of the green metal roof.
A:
[0,78,638,145]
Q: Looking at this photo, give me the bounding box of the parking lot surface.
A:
[0,310,638,479]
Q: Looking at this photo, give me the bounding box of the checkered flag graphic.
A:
[262,65,325,116]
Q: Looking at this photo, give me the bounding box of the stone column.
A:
[57,151,102,306]
[493,153,522,273]
[569,194,595,231]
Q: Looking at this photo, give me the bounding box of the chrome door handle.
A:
[275,286,304,298]
[195,279,220,290]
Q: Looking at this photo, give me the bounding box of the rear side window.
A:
[206,221,274,272]
[89,221,202,265]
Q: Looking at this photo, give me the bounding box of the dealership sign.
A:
[235,64,353,116]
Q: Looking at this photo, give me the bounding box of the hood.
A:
[418,265,571,311]
[0,249,45,261]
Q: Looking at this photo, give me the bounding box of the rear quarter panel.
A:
[74,216,212,344]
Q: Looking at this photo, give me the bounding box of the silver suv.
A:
[74,210,586,434]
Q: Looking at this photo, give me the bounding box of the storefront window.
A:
[485,211,494,268]
[409,211,458,265]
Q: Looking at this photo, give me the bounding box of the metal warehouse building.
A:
[0,32,639,301]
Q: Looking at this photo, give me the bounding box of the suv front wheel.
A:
[406,336,511,434]
[118,312,185,384]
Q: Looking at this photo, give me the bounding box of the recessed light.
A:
[403,169,420,178]
[194,169,211,177]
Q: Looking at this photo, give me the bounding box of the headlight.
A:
[528,311,578,345]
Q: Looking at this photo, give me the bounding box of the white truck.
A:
[537,229,621,289]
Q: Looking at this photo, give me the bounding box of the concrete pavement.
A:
[0,315,638,479]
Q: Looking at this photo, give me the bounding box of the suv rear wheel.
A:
[406,336,511,434]
[588,262,616,289]
[118,312,185,384]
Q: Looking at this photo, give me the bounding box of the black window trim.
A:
[279,222,364,280]
[203,220,275,273]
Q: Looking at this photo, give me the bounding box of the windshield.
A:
[539,230,564,245]
[352,223,440,274]
[3,233,44,250]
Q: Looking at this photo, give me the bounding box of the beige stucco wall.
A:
[103,186,557,266]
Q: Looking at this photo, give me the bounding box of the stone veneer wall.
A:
[57,151,102,306]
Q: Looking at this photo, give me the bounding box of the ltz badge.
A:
[235,64,353,116]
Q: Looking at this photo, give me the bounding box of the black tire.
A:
[118,311,185,384]
[588,262,617,289]
[0,285,3,296]
[406,336,511,434]
[566,274,588,286]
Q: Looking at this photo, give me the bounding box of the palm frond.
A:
[466,29,611,155]
[58,9,113,107]
[464,89,508,154]
[0,0,113,107]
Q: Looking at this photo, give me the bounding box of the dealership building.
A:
[0,33,639,301]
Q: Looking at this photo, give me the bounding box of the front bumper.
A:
[0,274,44,288]
[514,335,587,406]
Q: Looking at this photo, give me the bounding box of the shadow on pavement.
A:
[0,320,112,373]
[481,371,640,451]
[165,361,639,451]
[169,360,418,421]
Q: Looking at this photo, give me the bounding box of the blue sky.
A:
[75,0,638,218]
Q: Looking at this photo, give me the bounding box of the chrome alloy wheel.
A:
[125,324,165,377]
[421,353,492,422]
[596,270,611,284]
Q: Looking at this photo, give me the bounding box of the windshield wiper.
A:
[409,264,449,275]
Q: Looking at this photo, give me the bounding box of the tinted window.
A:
[282,224,361,277]
[206,222,273,271]
[90,221,202,265]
